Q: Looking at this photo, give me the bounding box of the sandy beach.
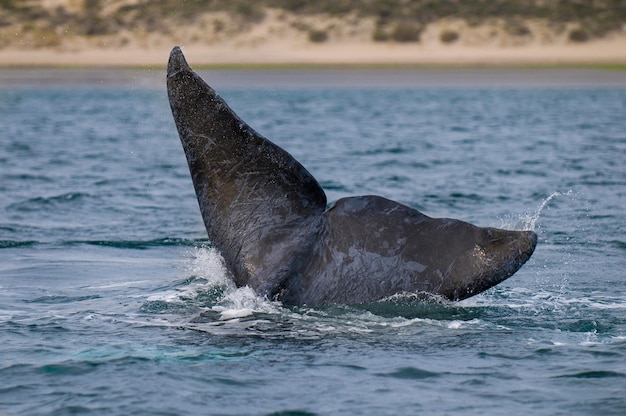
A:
[2,36,626,67]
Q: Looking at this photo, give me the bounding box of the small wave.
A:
[377,366,441,380]
[356,145,412,156]
[2,173,54,182]
[6,192,92,212]
[0,240,38,249]
[266,410,318,416]
[579,179,626,187]
[85,280,152,290]
[554,370,625,379]
[462,286,626,312]
[497,168,548,178]
[608,240,626,251]
[37,361,102,376]
[449,192,484,201]
[25,294,102,304]
[75,238,206,249]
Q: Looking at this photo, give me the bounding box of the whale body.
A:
[166,46,537,306]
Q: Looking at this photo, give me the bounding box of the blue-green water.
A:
[1,68,625,415]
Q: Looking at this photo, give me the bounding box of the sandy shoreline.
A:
[2,36,626,68]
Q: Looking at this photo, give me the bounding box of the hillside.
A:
[1,0,626,66]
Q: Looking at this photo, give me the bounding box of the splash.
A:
[185,247,284,320]
[142,246,234,312]
[506,190,574,231]
[185,246,233,288]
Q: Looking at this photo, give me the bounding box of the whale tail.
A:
[166,46,537,306]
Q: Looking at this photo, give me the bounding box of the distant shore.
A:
[2,36,626,68]
[3,2,626,69]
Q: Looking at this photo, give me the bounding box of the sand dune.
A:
[1,8,625,67]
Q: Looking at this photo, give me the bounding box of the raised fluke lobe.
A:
[167,46,537,306]
[167,46,189,77]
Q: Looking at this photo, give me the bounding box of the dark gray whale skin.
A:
[167,46,537,306]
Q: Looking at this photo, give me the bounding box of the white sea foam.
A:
[217,308,255,320]
[146,242,622,342]
[446,319,482,329]
[389,317,428,328]
[212,286,283,321]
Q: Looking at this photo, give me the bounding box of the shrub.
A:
[33,28,60,47]
[0,0,22,10]
[212,19,225,33]
[291,19,311,32]
[440,30,459,44]
[233,2,266,23]
[83,18,113,36]
[505,21,531,36]
[308,29,328,43]
[391,22,421,43]
[568,28,589,42]
[372,27,389,42]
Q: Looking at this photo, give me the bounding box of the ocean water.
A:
[1,67,625,415]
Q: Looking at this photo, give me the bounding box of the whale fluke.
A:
[167,46,537,306]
